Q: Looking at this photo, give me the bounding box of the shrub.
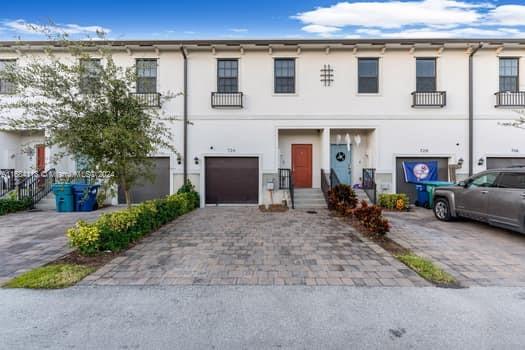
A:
[67,188,199,255]
[327,184,358,214]
[0,197,32,216]
[177,180,200,209]
[353,200,390,235]
[378,193,410,211]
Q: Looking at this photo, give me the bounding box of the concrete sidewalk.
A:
[1,286,525,349]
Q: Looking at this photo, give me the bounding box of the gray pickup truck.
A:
[433,167,525,234]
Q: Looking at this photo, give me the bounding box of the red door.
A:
[36,145,45,172]
[292,144,312,188]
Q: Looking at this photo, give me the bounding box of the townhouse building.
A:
[1,39,524,207]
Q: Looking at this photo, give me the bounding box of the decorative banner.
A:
[402,161,438,182]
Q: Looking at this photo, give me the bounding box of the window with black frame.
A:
[358,58,378,93]
[0,59,16,94]
[79,58,101,94]
[499,58,519,92]
[416,58,436,92]
[274,58,295,94]
[217,59,238,93]
[136,59,157,93]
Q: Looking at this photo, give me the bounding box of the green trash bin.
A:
[52,183,75,212]
[417,181,454,209]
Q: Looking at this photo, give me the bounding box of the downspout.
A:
[468,43,483,176]
[180,46,188,184]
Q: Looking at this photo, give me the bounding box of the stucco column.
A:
[321,128,330,172]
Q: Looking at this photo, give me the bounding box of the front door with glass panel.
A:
[330,144,351,185]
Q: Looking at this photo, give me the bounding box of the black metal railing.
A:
[278,168,294,209]
[17,168,56,207]
[211,92,243,108]
[0,169,16,197]
[362,168,377,204]
[330,169,341,188]
[411,91,446,107]
[321,169,330,205]
[495,91,525,107]
[131,92,161,107]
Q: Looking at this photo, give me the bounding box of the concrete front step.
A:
[293,188,327,208]
[35,192,56,211]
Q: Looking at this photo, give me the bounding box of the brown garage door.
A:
[205,157,258,204]
[486,157,525,169]
[396,157,449,204]
[118,157,170,204]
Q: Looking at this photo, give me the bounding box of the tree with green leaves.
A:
[0,32,178,207]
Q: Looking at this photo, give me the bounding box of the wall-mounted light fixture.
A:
[177,155,182,165]
[457,158,464,167]
[194,156,199,165]
[478,158,484,166]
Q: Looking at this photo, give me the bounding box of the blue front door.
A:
[330,144,351,185]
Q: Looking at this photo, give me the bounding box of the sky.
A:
[2,0,525,40]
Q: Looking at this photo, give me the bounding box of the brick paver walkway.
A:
[83,207,428,287]
[386,208,525,287]
[0,206,120,284]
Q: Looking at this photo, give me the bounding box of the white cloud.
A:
[295,0,525,38]
[2,19,110,36]
[230,28,248,33]
[295,0,489,30]
[487,5,525,26]
[301,24,341,35]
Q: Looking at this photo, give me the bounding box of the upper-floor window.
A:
[499,58,519,92]
[80,58,101,94]
[0,59,16,94]
[136,59,157,93]
[217,59,238,93]
[416,58,436,92]
[274,58,295,94]
[358,58,379,93]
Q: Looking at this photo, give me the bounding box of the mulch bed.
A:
[52,250,121,269]
[259,204,289,212]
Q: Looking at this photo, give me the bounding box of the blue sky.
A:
[2,0,525,40]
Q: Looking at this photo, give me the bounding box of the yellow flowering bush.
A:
[67,183,199,255]
[378,193,410,211]
[66,220,101,255]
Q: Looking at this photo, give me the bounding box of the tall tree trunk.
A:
[120,178,132,209]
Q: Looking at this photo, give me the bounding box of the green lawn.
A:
[3,264,95,289]
[395,253,457,286]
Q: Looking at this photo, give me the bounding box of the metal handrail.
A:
[495,91,525,107]
[320,169,330,205]
[330,169,341,188]
[278,168,294,209]
[17,168,56,207]
[130,92,161,107]
[211,92,243,108]
[411,91,446,107]
[362,168,377,204]
[0,169,16,198]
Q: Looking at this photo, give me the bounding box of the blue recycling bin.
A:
[72,183,100,212]
[412,181,454,208]
[52,183,75,212]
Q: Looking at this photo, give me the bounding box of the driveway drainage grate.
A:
[306,210,317,214]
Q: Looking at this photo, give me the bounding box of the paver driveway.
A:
[386,208,525,287]
[84,207,427,286]
[0,207,119,284]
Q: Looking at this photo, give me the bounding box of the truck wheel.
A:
[434,198,452,221]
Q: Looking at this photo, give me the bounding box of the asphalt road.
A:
[2,286,525,349]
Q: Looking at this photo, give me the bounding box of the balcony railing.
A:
[495,91,525,107]
[131,92,161,107]
[211,92,243,108]
[411,91,446,107]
